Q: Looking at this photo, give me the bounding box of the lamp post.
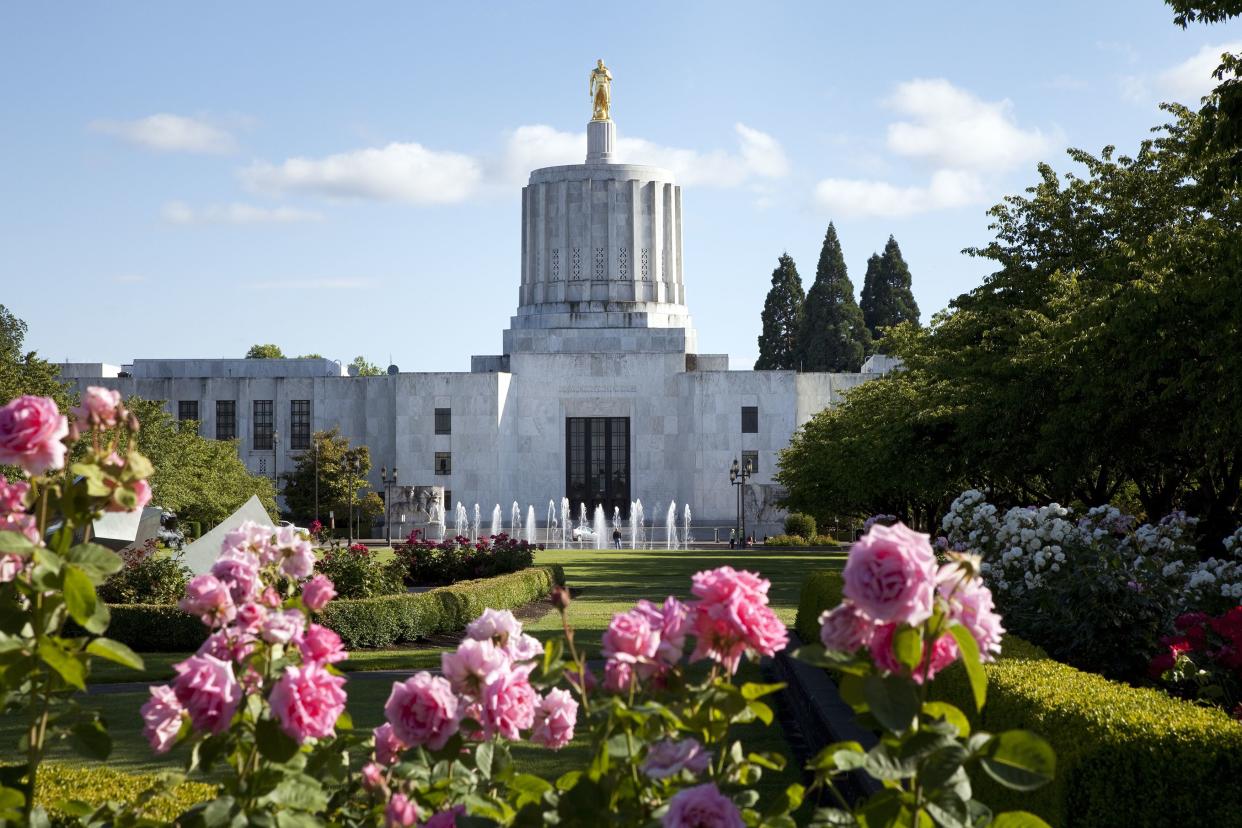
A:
[313,438,320,523]
[381,466,399,547]
[346,454,359,546]
[729,456,752,547]
[272,430,280,489]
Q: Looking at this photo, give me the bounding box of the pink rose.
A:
[530,688,578,750]
[424,805,465,828]
[361,761,385,791]
[260,586,282,608]
[373,722,406,765]
[441,638,508,696]
[0,475,30,515]
[140,684,184,754]
[385,792,419,828]
[275,526,315,579]
[72,386,122,429]
[129,478,152,510]
[212,551,260,604]
[179,574,237,627]
[843,523,937,625]
[603,659,633,693]
[235,602,268,635]
[0,395,69,475]
[467,607,521,645]
[0,553,23,583]
[818,602,877,653]
[602,608,660,666]
[938,567,1005,662]
[480,668,537,740]
[869,623,958,684]
[261,609,306,645]
[300,623,347,665]
[642,738,712,779]
[197,629,257,663]
[664,783,745,828]
[270,663,348,743]
[0,512,39,546]
[222,522,274,561]
[504,633,544,663]
[384,672,460,750]
[636,596,691,666]
[302,574,336,611]
[172,654,241,734]
[689,567,789,673]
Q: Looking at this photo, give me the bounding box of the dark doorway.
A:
[566,417,630,519]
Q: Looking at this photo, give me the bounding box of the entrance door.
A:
[566,417,630,519]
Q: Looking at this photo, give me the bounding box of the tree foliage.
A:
[279,428,381,531]
[754,253,805,370]
[860,236,920,344]
[349,355,383,377]
[796,223,871,372]
[245,343,285,359]
[779,106,1242,542]
[0,305,71,410]
[122,398,277,527]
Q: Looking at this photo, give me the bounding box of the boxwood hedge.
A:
[797,569,1242,826]
[82,564,565,652]
[33,763,215,825]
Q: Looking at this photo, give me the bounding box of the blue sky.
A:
[2,2,1237,370]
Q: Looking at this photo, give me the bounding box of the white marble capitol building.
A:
[61,65,894,539]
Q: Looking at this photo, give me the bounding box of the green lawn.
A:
[8,546,847,792]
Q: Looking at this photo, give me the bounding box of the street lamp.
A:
[729,457,753,548]
[272,430,280,489]
[381,466,399,547]
[313,438,320,523]
[346,454,360,546]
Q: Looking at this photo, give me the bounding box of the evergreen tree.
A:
[860,235,920,343]
[754,253,805,370]
[797,223,871,371]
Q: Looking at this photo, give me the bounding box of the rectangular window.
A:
[253,400,274,450]
[434,407,451,435]
[741,406,759,433]
[290,400,311,450]
[216,400,236,441]
[742,450,759,475]
[435,452,452,475]
[178,400,199,422]
[443,489,452,511]
[565,417,630,518]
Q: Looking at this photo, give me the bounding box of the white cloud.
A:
[884,79,1052,172]
[814,170,986,218]
[495,123,788,189]
[241,142,483,204]
[162,201,324,224]
[1157,41,1242,102]
[246,278,377,290]
[90,114,236,154]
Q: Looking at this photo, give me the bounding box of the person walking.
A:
[729,528,736,549]
[612,527,622,549]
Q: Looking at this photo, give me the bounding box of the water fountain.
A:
[472,504,481,542]
[547,500,557,546]
[490,504,502,539]
[428,502,445,541]
[593,504,607,550]
[560,497,570,547]
[510,502,521,538]
[630,499,644,550]
[453,502,468,538]
[578,503,589,546]
[612,506,621,546]
[683,504,692,550]
[525,505,536,545]
[665,501,678,550]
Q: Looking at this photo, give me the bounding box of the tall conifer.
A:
[861,235,920,343]
[754,253,805,370]
[797,223,870,371]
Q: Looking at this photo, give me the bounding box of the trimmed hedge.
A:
[797,570,1242,826]
[35,763,215,825]
[84,564,565,652]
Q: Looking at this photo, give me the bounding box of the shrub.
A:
[318,564,563,649]
[34,763,215,826]
[390,533,537,586]
[314,542,405,599]
[783,512,816,538]
[763,534,808,547]
[96,539,191,605]
[798,569,1242,826]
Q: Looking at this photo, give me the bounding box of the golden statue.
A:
[589,59,612,121]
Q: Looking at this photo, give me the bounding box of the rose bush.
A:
[391,532,537,586]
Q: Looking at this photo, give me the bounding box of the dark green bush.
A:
[96,540,190,605]
[796,570,1242,826]
[391,534,537,586]
[33,762,215,825]
[783,512,817,538]
[98,602,209,651]
[314,543,405,599]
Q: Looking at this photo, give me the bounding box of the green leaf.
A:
[918,744,970,791]
[66,544,123,581]
[508,773,553,808]
[922,701,971,737]
[863,673,920,733]
[555,770,581,792]
[839,672,868,711]
[947,624,986,712]
[924,790,970,828]
[747,751,786,771]
[0,784,26,822]
[741,681,786,700]
[476,740,495,780]
[807,806,857,827]
[71,719,112,760]
[38,636,86,689]
[80,597,111,635]
[990,812,1053,828]
[86,637,144,671]
[893,626,924,672]
[979,731,1056,792]
[63,565,98,627]
[854,788,903,826]
[810,740,865,772]
[0,531,35,557]
[862,742,918,781]
[255,718,301,763]
[260,774,328,812]
[747,699,774,725]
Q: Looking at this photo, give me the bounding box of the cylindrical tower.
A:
[502,115,697,356]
